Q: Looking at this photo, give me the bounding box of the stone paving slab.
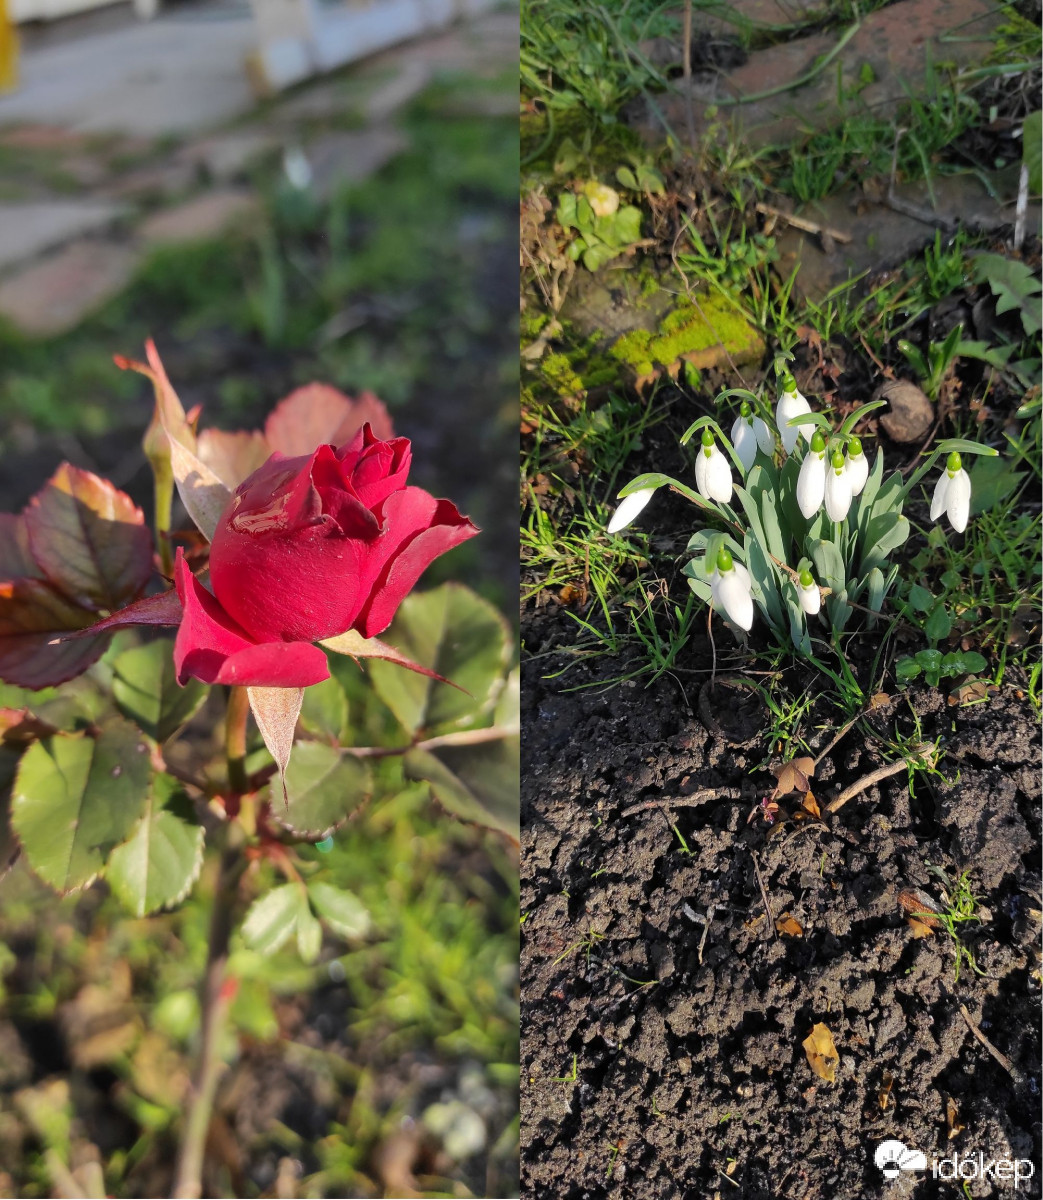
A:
[631,0,1002,149]
[773,169,1042,299]
[137,189,260,245]
[0,238,141,336]
[306,129,409,200]
[0,200,127,272]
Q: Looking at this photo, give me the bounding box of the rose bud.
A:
[173,426,478,688]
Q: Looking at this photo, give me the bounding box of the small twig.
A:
[1013,162,1029,251]
[619,788,741,818]
[698,903,716,964]
[826,757,916,814]
[751,850,776,940]
[682,0,695,149]
[813,715,859,769]
[755,202,852,244]
[959,1005,1028,1088]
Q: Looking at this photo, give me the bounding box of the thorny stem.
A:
[225,685,251,796]
[172,685,252,1198]
[172,830,246,1198]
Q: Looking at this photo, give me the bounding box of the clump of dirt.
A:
[520,620,1040,1198]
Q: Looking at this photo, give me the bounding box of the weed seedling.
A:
[552,1054,579,1084]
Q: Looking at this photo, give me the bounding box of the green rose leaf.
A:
[271,740,371,840]
[11,718,152,893]
[298,675,348,743]
[240,883,303,956]
[106,775,204,917]
[405,734,519,841]
[307,880,371,941]
[112,639,208,743]
[368,584,511,737]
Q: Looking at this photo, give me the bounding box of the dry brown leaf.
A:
[795,791,821,819]
[898,888,942,926]
[773,756,815,796]
[869,692,892,710]
[907,916,937,939]
[879,1070,894,1111]
[945,1095,965,1138]
[775,913,804,937]
[947,679,996,706]
[802,1022,839,1083]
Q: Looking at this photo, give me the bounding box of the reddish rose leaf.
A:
[0,514,41,580]
[248,685,304,804]
[0,707,60,745]
[51,587,183,641]
[0,578,108,687]
[320,629,463,691]
[197,428,272,489]
[116,341,231,541]
[264,383,394,457]
[114,338,195,451]
[23,464,152,612]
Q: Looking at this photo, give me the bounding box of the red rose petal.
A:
[173,549,329,688]
[356,489,479,637]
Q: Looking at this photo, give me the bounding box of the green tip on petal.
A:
[716,546,734,573]
[740,400,751,418]
[810,430,826,452]
[848,436,863,457]
[701,428,714,448]
[779,369,796,391]
[947,451,962,473]
[831,450,845,470]
[799,568,814,588]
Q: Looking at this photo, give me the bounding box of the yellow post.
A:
[0,0,19,94]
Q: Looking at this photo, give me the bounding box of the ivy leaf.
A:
[272,741,371,840]
[106,776,204,917]
[112,639,208,743]
[367,584,511,737]
[11,718,152,893]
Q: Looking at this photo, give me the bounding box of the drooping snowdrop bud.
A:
[694,429,733,503]
[776,371,813,454]
[824,449,853,522]
[731,402,758,473]
[796,431,827,518]
[798,568,821,615]
[709,546,753,631]
[607,486,656,534]
[930,451,971,533]
[844,436,869,496]
[754,414,775,457]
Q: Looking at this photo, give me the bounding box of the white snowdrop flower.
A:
[694,429,733,503]
[796,431,827,518]
[798,569,821,615]
[709,547,753,631]
[844,436,870,496]
[930,452,971,533]
[731,401,773,472]
[776,372,813,454]
[607,486,655,534]
[824,450,853,522]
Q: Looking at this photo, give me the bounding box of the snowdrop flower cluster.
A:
[606,367,997,651]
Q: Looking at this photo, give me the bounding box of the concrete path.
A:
[0,2,256,136]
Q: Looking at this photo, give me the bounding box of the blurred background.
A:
[0,1,519,1196]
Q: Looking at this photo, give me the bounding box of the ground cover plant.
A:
[0,66,520,1200]
[520,1,1041,1195]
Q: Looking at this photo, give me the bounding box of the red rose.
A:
[173,426,478,688]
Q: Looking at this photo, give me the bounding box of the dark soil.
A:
[520,610,1041,1198]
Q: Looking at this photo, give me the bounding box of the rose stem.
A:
[172,687,251,1197]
